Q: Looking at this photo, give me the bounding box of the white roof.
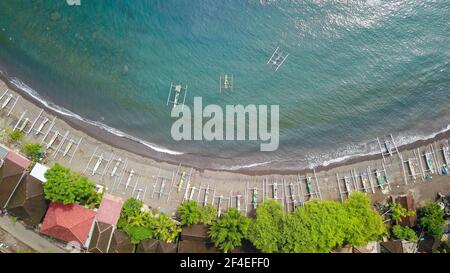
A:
[30,163,49,183]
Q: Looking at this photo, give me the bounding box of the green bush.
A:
[390,201,415,224]
[392,225,418,241]
[418,203,445,238]
[248,199,285,253]
[43,163,100,207]
[209,208,251,253]
[119,198,181,245]
[23,142,43,162]
[250,193,387,253]
[7,129,24,144]
[178,200,217,226]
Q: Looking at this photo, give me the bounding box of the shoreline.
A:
[2,70,450,176]
[1,70,450,215]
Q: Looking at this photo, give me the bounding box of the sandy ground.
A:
[1,78,450,217]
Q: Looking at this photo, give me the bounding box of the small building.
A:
[0,150,31,209]
[88,194,125,253]
[180,224,209,242]
[136,238,177,253]
[95,194,123,226]
[396,193,416,227]
[40,203,96,246]
[6,163,49,226]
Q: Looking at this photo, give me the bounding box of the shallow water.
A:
[0,0,449,170]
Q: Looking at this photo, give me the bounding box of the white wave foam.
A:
[5,74,183,156]
[226,161,273,171]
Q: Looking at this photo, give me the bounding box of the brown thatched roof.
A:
[136,238,177,253]
[0,152,30,209]
[88,222,114,253]
[6,174,48,226]
[108,230,134,253]
[180,224,209,242]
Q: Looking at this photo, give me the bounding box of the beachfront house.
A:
[88,194,127,253]
[40,202,96,247]
[0,149,31,210]
[5,163,49,226]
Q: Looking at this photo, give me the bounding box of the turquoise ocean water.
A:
[0,0,449,170]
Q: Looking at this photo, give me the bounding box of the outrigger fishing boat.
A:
[384,140,392,156]
[442,146,450,166]
[407,159,416,179]
[273,182,278,199]
[425,152,434,174]
[306,176,313,195]
[236,193,241,211]
[177,171,186,192]
[252,188,258,209]
[360,173,369,193]
[110,158,122,177]
[344,176,352,195]
[375,170,385,190]
[289,183,297,207]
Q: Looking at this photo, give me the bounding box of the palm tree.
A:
[209,208,251,253]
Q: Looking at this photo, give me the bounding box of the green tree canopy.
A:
[43,163,100,206]
[418,203,445,238]
[390,201,415,223]
[281,192,386,253]
[178,200,202,226]
[248,199,285,253]
[209,208,250,253]
[23,142,43,162]
[177,200,217,226]
[343,192,387,246]
[392,225,418,242]
[118,198,144,229]
[151,213,181,243]
[118,198,181,244]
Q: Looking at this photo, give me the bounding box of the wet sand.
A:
[1,76,450,215]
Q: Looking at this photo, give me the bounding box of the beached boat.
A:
[425,152,434,174]
[177,171,186,192]
[252,188,258,209]
[344,176,352,195]
[375,170,384,189]
[306,176,313,194]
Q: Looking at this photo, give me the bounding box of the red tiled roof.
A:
[96,194,124,226]
[41,203,96,245]
[6,151,30,170]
